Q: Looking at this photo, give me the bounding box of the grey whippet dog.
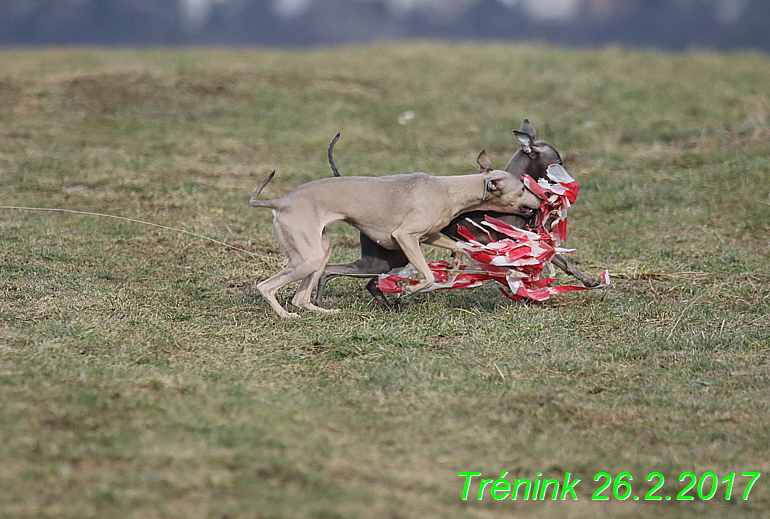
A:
[314,119,602,308]
[250,152,541,318]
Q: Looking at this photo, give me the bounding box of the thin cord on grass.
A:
[0,205,261,257]
[0,205,485,274]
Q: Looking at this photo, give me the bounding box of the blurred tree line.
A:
[0,0,767,51]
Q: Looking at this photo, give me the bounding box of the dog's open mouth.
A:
[519,205,537,217]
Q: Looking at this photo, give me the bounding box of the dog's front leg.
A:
[551,255,602,287]
[391,231,436,294]
[423,234,464,278]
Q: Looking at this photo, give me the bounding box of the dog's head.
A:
[507,119,563,181]
[477,150,540,218]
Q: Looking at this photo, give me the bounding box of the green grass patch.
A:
[0,44,768,519]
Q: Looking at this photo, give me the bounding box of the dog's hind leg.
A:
[314,260,393,309]
[292,231,340,314]
[313,231,409,309]
[258,268,306,318]
[258,224,331,318]
[364,278,396,309]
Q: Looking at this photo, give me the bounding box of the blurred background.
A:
[0,0,768,51]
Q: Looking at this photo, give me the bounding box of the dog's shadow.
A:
[365,285,550,314]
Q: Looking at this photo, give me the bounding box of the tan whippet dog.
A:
[250,151,540,318]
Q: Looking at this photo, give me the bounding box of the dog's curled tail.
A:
[249,171,276,208]
[328,132,341,177]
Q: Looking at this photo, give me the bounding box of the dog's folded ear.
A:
[518,118,537,140]
[485,178,501,194]
[477,150,493,174]
[513,130,535,157]
[483,172,507,200]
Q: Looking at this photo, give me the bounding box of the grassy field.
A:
[0,44,768,518]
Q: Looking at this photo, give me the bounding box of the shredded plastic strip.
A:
[376,164,609,301]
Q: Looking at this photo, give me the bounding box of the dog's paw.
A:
[397,280,415,293]
[299,303,340,314]
[582,277,602,288]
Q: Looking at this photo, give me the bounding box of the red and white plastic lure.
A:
[376,164,609,302]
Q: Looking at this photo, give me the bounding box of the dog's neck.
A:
[438,174,495,217]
